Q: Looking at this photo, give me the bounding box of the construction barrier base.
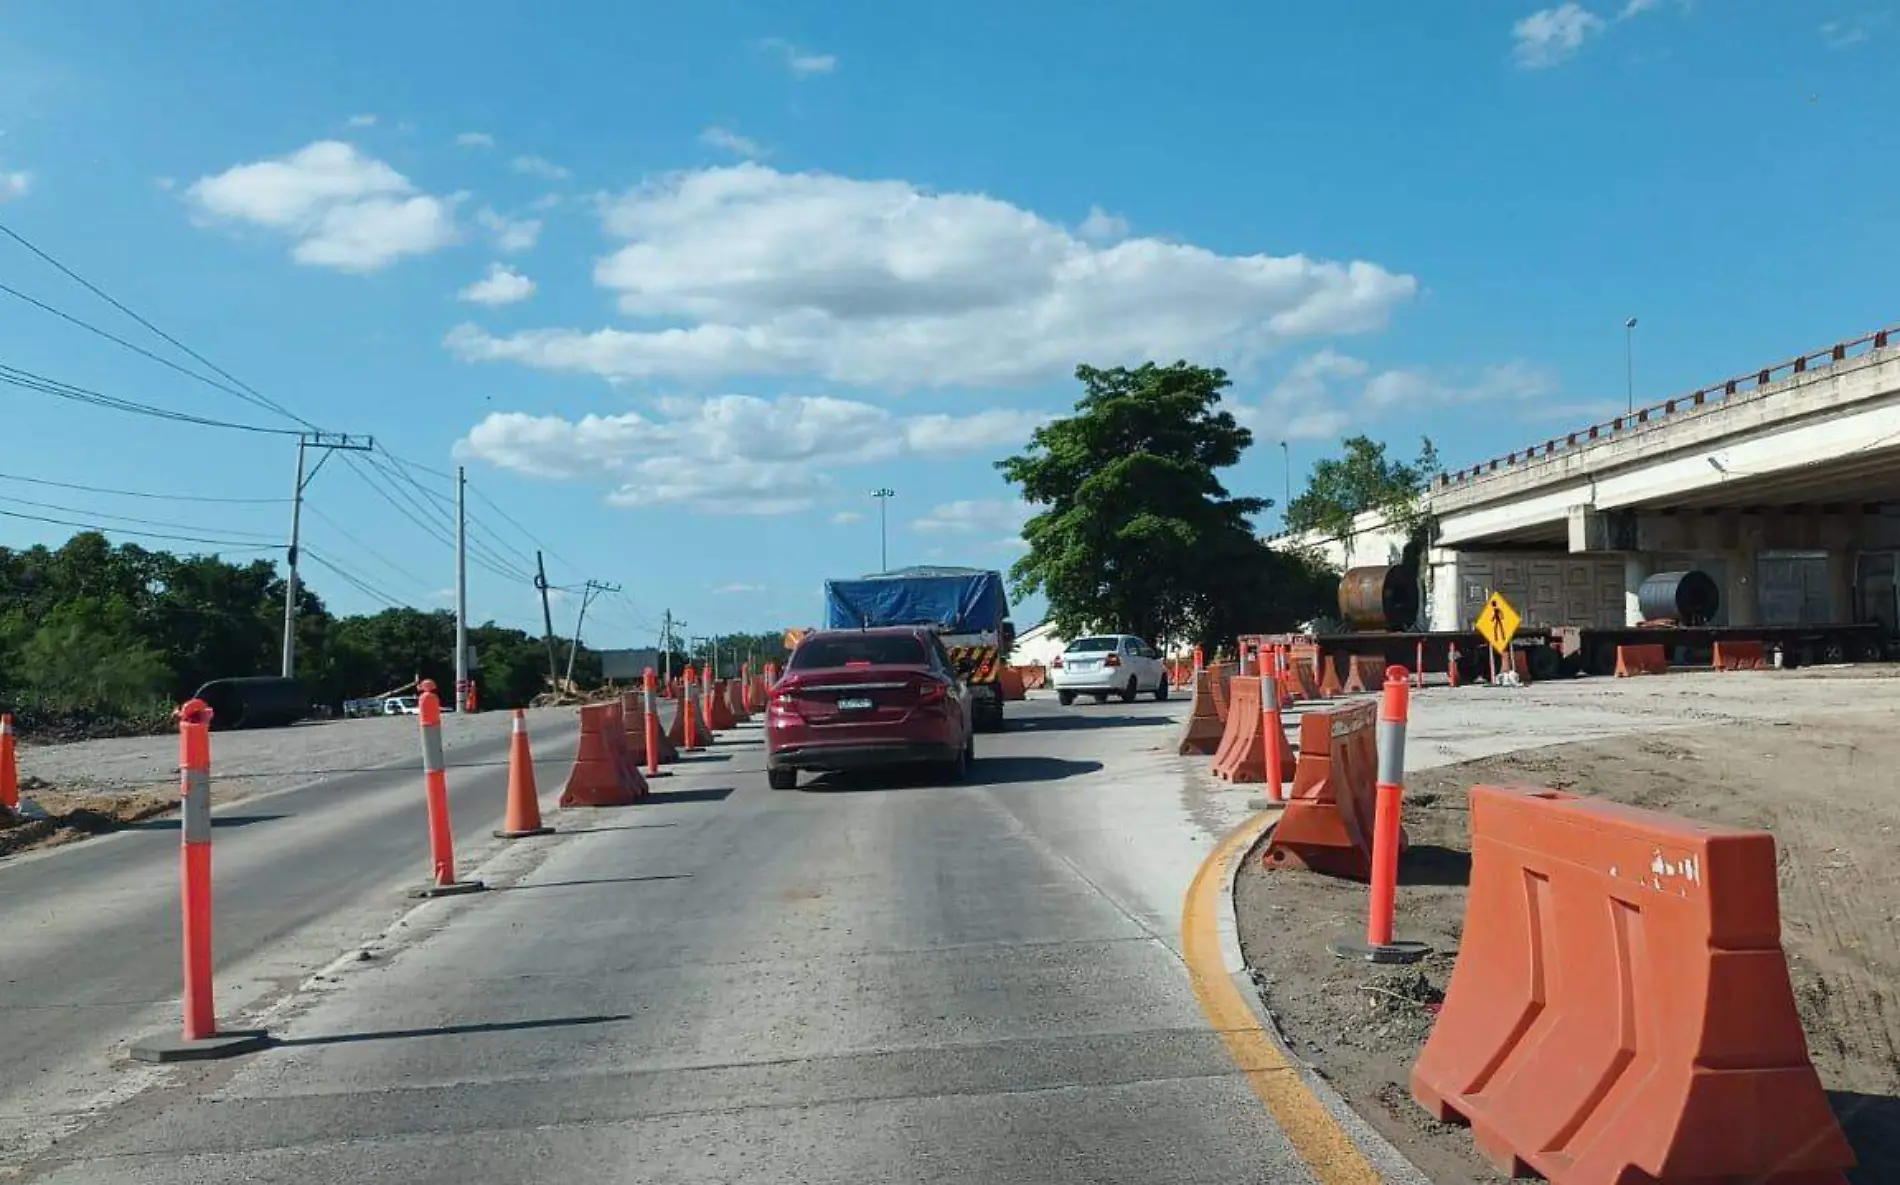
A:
[493,824,554,839]
[406,878,487,899]
[1327,934,1431,965]
[129,1028,271,1063]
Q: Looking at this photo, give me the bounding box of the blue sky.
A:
[1,1,1895,646]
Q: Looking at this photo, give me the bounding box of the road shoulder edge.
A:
[1183,807,1432,1185]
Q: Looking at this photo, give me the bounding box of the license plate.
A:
[836,697,874,711]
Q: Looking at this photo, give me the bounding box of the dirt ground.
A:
[0,779,180,859]
[1235,704,1900,1184]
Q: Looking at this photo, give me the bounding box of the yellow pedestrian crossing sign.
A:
[1475,591,1521,656]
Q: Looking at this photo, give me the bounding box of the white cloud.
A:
[1078,205,1129,241]
[346,114,378,128]
[1513,3,1606,67]
[458,263,537,307]
[529,193,564,212]
[456,131,496,148]
[477,206,542,252]
[446,162,1417,388]
[699,125,766,160]
[830,510,865,525]
[454,394,1048,515]
[1819,20,1870,48]
[912,499,1034,536]
[713,582,767,594]
[759,37,836,77]
[1240,351,1558,443]
[0,171,29,202]
[511,154,569,180]
[1618,0,1661,17]
[184,140,459,272]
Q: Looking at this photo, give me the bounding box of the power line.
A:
[302,502,438,595]
[0,219,316,429]
[0,506,280,550]
[0,493,280,540]
[0,469,289,504]
[300,547,404,608]
[382,443,578,575]
[370,447,532,577]
[0,361,300,435]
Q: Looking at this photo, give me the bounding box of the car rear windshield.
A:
[791,635,928,669]
[1067,637,1121,653]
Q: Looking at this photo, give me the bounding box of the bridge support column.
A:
[1723,550,1760,626]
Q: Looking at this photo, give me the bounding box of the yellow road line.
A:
[1181,812,1386,1185]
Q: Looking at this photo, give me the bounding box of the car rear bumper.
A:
[1050,669,1132,691]
[769,741,960,772]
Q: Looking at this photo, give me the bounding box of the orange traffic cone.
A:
[0,713,17,814]
[494,710,553,838]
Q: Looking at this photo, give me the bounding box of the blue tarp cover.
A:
[823,568,1008,633]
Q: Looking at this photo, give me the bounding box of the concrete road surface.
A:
[0,712,583,1170]
[12,696,1314,1184]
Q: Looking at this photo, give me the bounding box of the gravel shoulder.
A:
[1235,699,1900,1183]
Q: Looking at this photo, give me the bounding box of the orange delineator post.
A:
[1329,666,1430,964]
[0,712,17,814]
[495,708,553,838]
[681,666,702,750]
[410,681,486,897]
[1411,785,1856,1183]
[1414,639,1425,688]
[642,668,670,778]
[1261,674,1288,802]
[128,700,270,1062]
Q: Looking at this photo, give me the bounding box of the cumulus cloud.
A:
[699,125,766,159]
[758,37,836,76]
[511,154,570,180]
[0,171,29,202]
[1512,3,1606,67]
[456,131,496,148]
[454,394,1049,515]
[445,162,1417,388]
[184,140,458,272]
[458,263,537,306]
[912,499,1034,536]
[1078,205,1129,241]
[1241,351,1559,443]
[477,206,542,252]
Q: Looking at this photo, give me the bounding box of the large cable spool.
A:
[1637,570,1722,626]
[1336,565,1421,632]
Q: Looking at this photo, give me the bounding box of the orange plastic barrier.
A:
[707,682,738,730]
[1341,656,1386,694]
[1208,661,1233,725]
[1209,676,1295,784]
[1412,784,1854,1183]
[1714,639,1768,671]
[1288,657,1323,701]
[723,678,750,724]
[1260,701,1404,881]
[999,666,1027,701]
[1176,669,1226,756]
[1614,643,1669,677]
[561,702,646,807]
[1318,657,1345,697]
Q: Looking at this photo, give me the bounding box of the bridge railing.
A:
[1434,324,1899,492]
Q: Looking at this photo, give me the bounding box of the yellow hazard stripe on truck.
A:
[947,646,1000,683]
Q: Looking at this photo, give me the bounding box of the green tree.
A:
[997,361,1282,647]
[1282,435,1442,549]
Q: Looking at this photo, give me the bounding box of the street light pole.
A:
[1280,441,1291,519]
[872,488,895,572]
[1625,316,1639,414]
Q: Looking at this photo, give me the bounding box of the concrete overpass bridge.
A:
[1274,324,1900,640]
[1423,324,1900,635]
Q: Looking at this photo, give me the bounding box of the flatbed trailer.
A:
[1252,622,1889,684]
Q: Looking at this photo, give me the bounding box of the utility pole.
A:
[661,610,686,683]
[872,487,895,572]
[1280,441,1291,523]
[454,465,469,711]
[1624,316,1639,414]
[280,431,374,678]
[563,580,621,688]
[533,550,559,689]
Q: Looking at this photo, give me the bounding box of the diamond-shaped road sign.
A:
[1475,591,1522,656]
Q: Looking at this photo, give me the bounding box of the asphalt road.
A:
[0,711,583,1169]
[11,694,1312,1184]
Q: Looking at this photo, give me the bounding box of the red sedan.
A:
[764,626,974,790]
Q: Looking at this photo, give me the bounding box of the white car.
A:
[1050,634,1169,705]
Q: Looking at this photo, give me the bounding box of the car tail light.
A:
[917,680,948,706]
[1104,653,1122,668]
[1051,655,1063,669]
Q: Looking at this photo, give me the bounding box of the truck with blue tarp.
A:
[822,566,1015,731]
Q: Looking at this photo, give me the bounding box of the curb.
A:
[1196,809,1433,1185]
